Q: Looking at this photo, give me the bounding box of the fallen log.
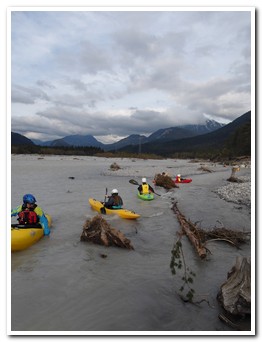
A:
[217,256,251,316]
[172,202,207,259]
[81,215,134,250]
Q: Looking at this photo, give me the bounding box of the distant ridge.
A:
[12,111,250,158]
[11,132,35,145]
[30,118,225,149]
[117,111,251,156]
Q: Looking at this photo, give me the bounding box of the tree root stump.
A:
[154,173,178,189]
[217,256,251,316]
[81,215,134,250]
[227,166,243,182]
[110,162,121,171]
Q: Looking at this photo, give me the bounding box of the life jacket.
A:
[142,183,149,194]
[18,209,38,225]
[176,176,181,183]
[112,195,123,207]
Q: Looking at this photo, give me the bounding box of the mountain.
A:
[12,115,245,156]
[118,111,251,156]
[103,134,147,151]
[146,127,196,143]
[11,132,35,145]
[62,134,104,148]
[32,134,104,148]
[31,139,54,146]
[105,120,225,149]
[31,118,224,150]
[179,119,225,135]
[145,120,225,143]
[50,138,71,147]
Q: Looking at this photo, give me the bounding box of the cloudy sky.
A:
[10,8,253,143]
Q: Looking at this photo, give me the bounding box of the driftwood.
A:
[198,166,213,173]
[154,173,178,189]
[227,166,243,183]
[110,162,121,171]
[172,202,207,259]
[81,215,134,249]
[197,227,250,249]
[218,313,250,331]
[172,203,249,259]
[217,256,251,316]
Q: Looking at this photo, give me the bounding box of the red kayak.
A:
[174,178,192,184]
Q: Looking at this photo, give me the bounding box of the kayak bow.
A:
[11,214,52,252]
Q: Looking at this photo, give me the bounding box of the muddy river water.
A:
[10,155,253,334]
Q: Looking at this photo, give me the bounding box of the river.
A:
[10,155,253,334]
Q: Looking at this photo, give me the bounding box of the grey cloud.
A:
[36,80,56,89]
[11,10,252,142]
[15,105,176,140]
[12,89,35,104]
[12,85,49,104]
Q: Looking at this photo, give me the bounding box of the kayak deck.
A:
[137,191,154,201]
[89,198,140,219]
[174,178,192,184]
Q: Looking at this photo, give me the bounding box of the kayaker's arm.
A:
[104,196,114,208]
[137,185,142,193]
[34,206,50,236]
[149,185,155,193]
[11,205,22,217]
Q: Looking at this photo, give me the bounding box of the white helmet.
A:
[111,189,118,194]
[177,174,181,177]
[142,177,147,183]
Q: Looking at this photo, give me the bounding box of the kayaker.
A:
[138,178,155,195]
[104,189,123,209]
[175,174,185,183]
[11,194,50,236]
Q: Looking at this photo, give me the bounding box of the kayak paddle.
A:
[100,188,107,214]
[129,179,139,185]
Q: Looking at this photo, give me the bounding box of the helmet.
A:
[23,194,36,204]
[111,189,118,194]
[177,174,181,177]
[142,178,147,183]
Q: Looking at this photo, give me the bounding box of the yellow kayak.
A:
[89,198,140,219]
[11,214,52,252]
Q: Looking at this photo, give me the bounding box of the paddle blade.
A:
[129,179,139,185]
[100,207,106,214]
